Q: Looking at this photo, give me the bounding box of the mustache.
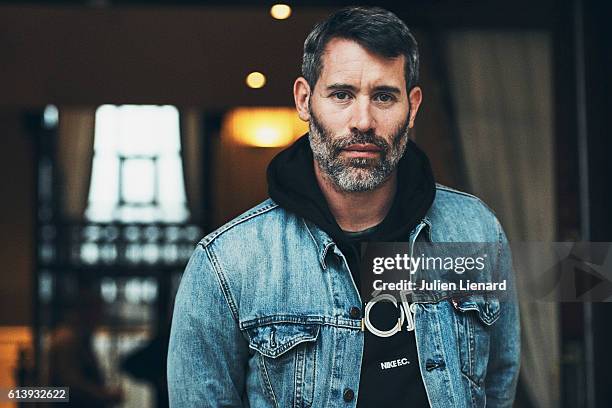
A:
[331,130,390,152]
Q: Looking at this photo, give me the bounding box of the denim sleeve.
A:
[485,220,521,407]
[167,244,249,407]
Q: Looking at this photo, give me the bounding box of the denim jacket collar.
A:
[301,214,434,271]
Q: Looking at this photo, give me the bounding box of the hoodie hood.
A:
[267,134,436,244]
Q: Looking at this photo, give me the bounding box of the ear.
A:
[408,86,423,128]
[294,77,311,122]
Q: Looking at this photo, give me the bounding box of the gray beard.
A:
[308,109,410,192]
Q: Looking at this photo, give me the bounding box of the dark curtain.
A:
[445,31,560,408]
[180,109,204,223]
[57,107,96,221]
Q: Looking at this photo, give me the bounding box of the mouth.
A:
[341,143,383,158]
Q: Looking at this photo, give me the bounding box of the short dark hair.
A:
[302,7,419,91]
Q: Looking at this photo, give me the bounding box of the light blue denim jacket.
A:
[168,185,520,407]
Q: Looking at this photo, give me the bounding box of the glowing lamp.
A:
[223,107,308,147]
[270,4,292,20]
[246,72,266,89]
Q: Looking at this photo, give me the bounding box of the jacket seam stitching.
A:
[246,321,360,331]
[495,219,504,287]
[203,244,240,323]
[200,201,279,247]
[460,371,482,406]
[435,183,479,199]
[301,219,328,269]
[250,334,319,357]
[309,345,317,407]
[301,218,319,250]
[434,302,459,406]
[294,347,304,408]
[435,183,497,216]
[240,316,360,330]
[258,353,280,408]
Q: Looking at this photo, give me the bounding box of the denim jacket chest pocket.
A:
[451,295,501,388]
[246,322,320,408]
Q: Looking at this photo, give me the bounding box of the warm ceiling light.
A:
[270,4,292,20]
[223,107,308,147]
[246,71,266,89]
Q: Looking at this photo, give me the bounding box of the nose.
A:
[350,97,375,133]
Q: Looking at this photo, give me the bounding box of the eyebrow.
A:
[325,83,402,94]
[372,85,402,94]
[326,83,358,92]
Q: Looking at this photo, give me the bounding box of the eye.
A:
[331,91,352,101]
[374,93,396,103]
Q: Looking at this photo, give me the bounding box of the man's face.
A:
[304,38,417,192]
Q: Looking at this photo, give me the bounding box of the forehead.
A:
[318,37,406,89]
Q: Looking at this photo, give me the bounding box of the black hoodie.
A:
[267,134,435,406]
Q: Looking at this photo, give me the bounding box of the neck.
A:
[314,160,397,232]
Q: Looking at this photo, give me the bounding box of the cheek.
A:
[373,108,409,133]
[313,100,352,132]
[326,115,350,134]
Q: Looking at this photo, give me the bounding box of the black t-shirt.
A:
[342,228,429,408]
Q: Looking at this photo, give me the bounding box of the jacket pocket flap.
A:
[451,294,501,326]
[247,323,321,358]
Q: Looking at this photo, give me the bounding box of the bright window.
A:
[86,105,189,223]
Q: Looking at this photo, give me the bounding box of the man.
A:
[168,6,520,407]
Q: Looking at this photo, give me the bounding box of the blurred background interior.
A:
[0,0,610,407]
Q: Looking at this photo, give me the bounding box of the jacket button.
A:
[343,388,355,402]
[349,306,361,319]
